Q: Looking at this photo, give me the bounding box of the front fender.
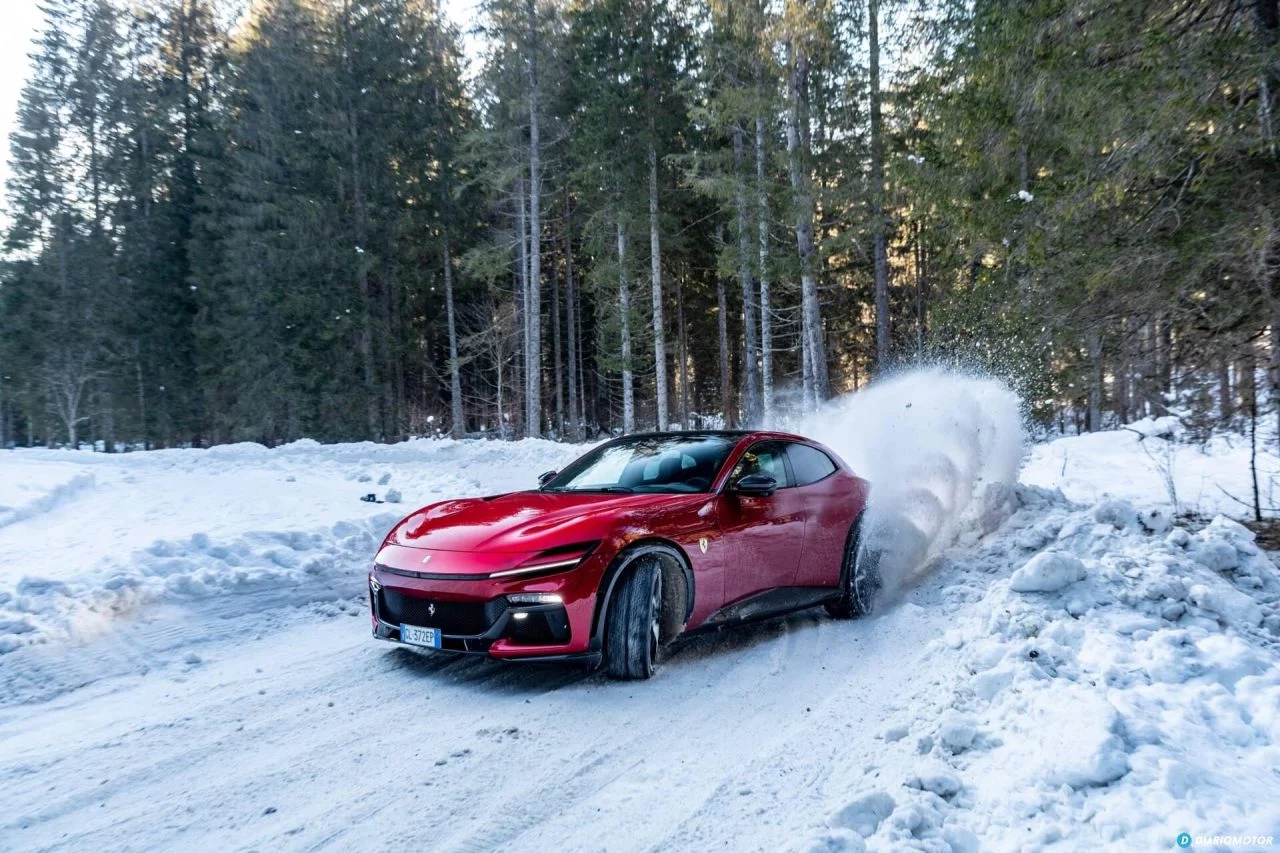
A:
[590,539,695,651]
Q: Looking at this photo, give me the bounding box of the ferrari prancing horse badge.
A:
[698,537,709,554]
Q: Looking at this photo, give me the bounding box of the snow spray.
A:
[799,368,1026,601]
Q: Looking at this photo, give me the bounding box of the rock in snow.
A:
[1009,550,1086,593]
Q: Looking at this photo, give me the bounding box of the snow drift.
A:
[801,369,1026,599]
[0,438,583,660]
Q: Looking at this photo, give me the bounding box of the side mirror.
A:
[733,473,777,496]
[538,470,558,487]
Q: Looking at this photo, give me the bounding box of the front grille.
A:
[377,588,507,636]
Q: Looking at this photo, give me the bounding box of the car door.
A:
[786,442,852,587]
[719,440,807,604]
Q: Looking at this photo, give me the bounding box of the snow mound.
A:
[892,487,1280,849]
[1009,550,1085,592]
[802,369,1026,599]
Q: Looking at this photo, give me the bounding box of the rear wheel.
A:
[826,513,882,619]
[603,558,663,680]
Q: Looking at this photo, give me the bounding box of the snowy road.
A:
[0,580,954,852]
[3,391,1280,851]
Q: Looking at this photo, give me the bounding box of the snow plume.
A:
[801,369,1027,600]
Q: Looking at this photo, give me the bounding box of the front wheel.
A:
[603,559,663,679]
[826,513,882,619]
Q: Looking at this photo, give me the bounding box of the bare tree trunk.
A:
[801,326,813,411]
[552,239,564,436]
[495,305,506,439]
[649,142,668,429]
[756,114,773,425]
[716,258,732,427]
[1087,328,1102,431]
[1252,387,1263,521]
[525,0,543,439]
[1272,318,1280,451]
[564,213,580,441]
[914,219,929,355]
[346,98,376,437]
[869,0,891,371]
[733,124,760,424]
[1238,350,1258,416]
[617,216,634,433]
[1220,359,1233,424]
[517,178,530,436]
[1257,0,1279,156]
[444,235,464,438]
[136,356,148,450]
[1163,320,1175,395]
[677,269,689,428]
[786,40,829,403]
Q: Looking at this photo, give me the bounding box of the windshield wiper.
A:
[568,485,634,493]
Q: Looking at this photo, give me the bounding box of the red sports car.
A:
[369,431,880,679]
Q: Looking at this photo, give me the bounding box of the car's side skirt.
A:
[694,586,840,631]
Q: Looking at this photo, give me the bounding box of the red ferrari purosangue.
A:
[369,431,880,679]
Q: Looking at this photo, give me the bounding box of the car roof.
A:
[613,429,811,443]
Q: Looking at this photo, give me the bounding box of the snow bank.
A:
[1024,416,1280,518]
[801,369,1026,599]
[0,460,96,531]
[805,484,1280,851]
[0,438,583,656]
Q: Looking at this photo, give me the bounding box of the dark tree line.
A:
[1,0,1278,448]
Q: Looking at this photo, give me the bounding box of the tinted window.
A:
[729,441,791,488]
[787,443,837,486]
[545,435,737,494]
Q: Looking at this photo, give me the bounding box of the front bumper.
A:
[368,553,605,660]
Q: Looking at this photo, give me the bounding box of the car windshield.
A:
[544,435,739,494]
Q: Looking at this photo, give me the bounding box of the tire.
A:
[826,513,882,619]
[603,557,664,680]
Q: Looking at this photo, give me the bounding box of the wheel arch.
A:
[590,537,695,651]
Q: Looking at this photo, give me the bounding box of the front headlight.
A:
[488,542,599,579]
[507,592,564,605]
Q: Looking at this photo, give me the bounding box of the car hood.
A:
[388,490,708,553]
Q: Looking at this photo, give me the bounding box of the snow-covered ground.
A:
[1024,415,1280,520]
[2,381,1279,852]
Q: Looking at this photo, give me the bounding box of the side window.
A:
[729,441,791,487]
[787,443,837,486]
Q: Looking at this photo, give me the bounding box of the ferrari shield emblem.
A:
[698,537,709,554]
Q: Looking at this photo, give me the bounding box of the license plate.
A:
[400,623,441,649]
